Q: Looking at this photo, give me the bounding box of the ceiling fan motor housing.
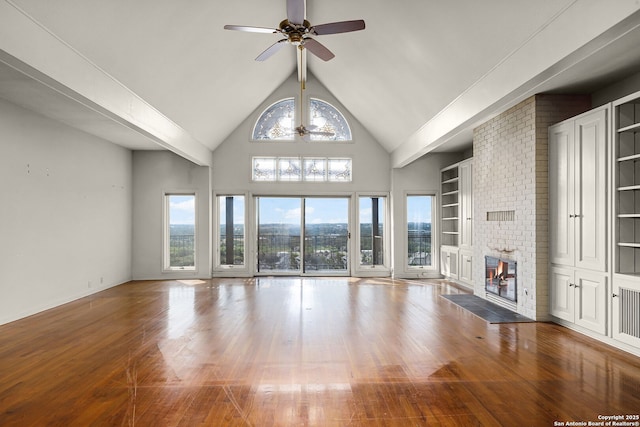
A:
[279,19,311,45]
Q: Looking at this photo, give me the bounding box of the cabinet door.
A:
[459,161,473,248]
[550,266,575,322]
[459,250,472,284]
[549,121,575,266]
[449,250,459,278]
[574,270,607,335]
[440,247,451,276]
[440,247,459,279]
[574,109,607,272]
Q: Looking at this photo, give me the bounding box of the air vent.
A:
[620,288,640,339]
[486,210,515,221]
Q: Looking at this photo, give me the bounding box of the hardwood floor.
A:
[0,277,639,426]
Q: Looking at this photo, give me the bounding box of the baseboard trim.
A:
[551,316,640,358]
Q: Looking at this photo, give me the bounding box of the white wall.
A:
[132,150,211,279]
[212,73,390,195]
[0,99,132,325]
[211,73,391,276]
[391,152,463,279]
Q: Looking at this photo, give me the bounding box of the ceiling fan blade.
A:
[303,124,335,136]
[224,25,278,34]
[309,131,335,137]
[287,0,305,25]
[255,39,288,61]
[311,20,366,35]
[303,38,335,61]
[303,131,335,141]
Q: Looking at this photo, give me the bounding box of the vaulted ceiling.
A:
[1,0,640,167]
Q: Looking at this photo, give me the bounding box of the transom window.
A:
[252,97,351,141]
[253,157,352,182]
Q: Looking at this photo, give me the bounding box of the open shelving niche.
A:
[441,164,460,247]
[615,93,640,275]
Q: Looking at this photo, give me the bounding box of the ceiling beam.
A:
[0,0,212,167]
[392,0,640,168]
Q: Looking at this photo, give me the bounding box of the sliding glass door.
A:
[256,197,349,275]
[257,197,301,273]
[304,198,349,274]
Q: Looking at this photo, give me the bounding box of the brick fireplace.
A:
[472,94,591,320]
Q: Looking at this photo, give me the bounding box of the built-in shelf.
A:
[619,242,640,248]
[614,271,640,277]
[615,92,640,275]
[442,177,459,184]
[441,163,460,247]
[618,185,640,192]
[618,153,640,162]
[440,159,473,283]
[617,122,640,133]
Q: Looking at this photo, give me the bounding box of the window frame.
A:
[308,97,352,142]
[354,193,390,276]
[251,98,296,141]
[163,192,197,272]
[251,157,353,183]
[251,97,353,143]
[214,194,249,273]
[404,192,437,273]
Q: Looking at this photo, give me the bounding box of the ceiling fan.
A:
[224,0,365,81]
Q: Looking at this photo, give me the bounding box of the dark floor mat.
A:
[441,294,534,323]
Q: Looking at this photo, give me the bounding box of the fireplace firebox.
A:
[485,256,517,302]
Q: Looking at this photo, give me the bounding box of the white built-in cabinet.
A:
[440,246,459,279]
[440,159,473,285]
[549,106,608,335]
[549,266,607,335]
[548,92,640,355]
[458,250,473,284]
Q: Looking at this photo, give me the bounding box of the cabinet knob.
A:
[612,293,618,298]
[569,283,575,287]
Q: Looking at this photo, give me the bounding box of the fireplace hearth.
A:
[485,256,517,302]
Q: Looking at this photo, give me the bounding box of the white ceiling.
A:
[1,0,640,167]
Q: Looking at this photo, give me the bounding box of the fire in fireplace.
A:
[485,256,517,302]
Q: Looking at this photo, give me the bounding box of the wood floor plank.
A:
[0,277,639,426]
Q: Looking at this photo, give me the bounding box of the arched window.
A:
[309,98,351,141]
[252,97,351,141]
[252,98,295,141]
